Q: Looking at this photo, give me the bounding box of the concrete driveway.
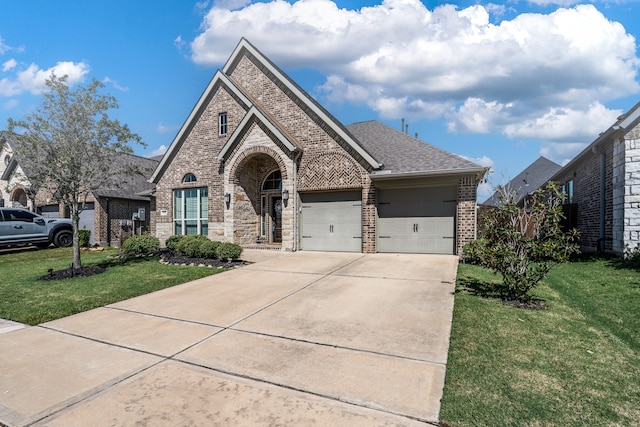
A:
[0,251,458,426]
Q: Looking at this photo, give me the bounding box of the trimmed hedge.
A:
[216,242,243,260]
[122,235,160,255]
[200,239,221,259]
[175,235,210,258]
[165,235,183,251]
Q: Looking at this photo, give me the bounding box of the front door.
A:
[271,196,282,243]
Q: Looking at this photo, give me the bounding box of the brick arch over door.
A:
[298,151,365,191]
[228,146,289,185]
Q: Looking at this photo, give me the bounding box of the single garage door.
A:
[79,202,95,244]
[40,205,60,218]
[377,186,456,254]
[300,191,362,252]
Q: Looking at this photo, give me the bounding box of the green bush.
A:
[200,239,221,259]
[78,229,91,247]
[122,235,160,255]
[165,234,183,251]
[216,242,243,260]
[462,238,487,265]
[176,235,210,258]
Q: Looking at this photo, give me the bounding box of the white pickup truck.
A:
[0,207,73,249]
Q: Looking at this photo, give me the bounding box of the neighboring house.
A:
[0,133,35,210]
[550,101,640,255]
[482,156,562,207]
[150,38,484,255]
[0,131,158,247]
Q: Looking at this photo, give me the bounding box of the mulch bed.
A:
[37,249,247,281]
[39,266,107,281]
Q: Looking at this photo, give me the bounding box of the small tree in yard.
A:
[465,181,580,301]
[7,74,143,270]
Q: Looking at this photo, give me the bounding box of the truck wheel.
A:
[54,230,73,247]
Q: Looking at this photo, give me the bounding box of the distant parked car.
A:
[0,207,73,249]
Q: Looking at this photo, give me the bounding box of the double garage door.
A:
[299,187,456,254]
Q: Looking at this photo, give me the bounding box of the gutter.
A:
[370,167,485,181]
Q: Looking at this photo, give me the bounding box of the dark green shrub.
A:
[165,234,183,251]
[200,239,221,259]
[216,242,243,260]
[176,235,210,258]
[78,229,91,247]
[122,235,160,255]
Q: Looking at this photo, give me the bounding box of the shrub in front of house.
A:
[122,235,160,255]
[200,239,221,259]
[165,235,183,251]
[78,229,91,247]
[216,242,243,260]
[175,235,210,258]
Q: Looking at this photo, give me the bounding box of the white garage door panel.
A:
[377,187,456,254]
[378,217,454,253]
[300,192,362,252]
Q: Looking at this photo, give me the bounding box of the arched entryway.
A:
[230,151,289,246]
[10,187,28,208]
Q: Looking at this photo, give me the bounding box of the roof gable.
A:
[149,71,252,183]
[483,156,561,206]
[217,106,301,161]
[222,38,382,170]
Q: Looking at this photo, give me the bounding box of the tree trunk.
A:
[71,201,82,269]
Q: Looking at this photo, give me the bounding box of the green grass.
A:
[440,258,640,426]
[0,247,223,325]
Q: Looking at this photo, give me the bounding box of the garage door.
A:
[79,202,95,244]
[300,191,362,252]
[377,186,456,254]
[40,205,60,218]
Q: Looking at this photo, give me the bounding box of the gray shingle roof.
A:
[92,152,159,200]
[483,156,561,206]
[346,120,483,177]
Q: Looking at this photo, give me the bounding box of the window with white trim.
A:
[174,187,208,236]
[219,113,228,136]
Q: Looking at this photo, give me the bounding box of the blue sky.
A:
[1,0,639,200]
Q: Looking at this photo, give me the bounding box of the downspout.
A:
[292,150,302,252]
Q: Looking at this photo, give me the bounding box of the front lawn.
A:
[0,247,223,325]
[440,257,640,426]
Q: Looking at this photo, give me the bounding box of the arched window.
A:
[183,173,197,183]
[262,170,282,191]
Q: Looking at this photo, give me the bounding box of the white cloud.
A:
[102,76,129,92]
[148,144,168,157]
[0,37,10,55]
[0,61,89,97]
[190,1,640,147]
[2,58,16,72]
[540,141,587,165]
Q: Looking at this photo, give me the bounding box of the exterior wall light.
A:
[224,193,231,204]
[282,189,289,201]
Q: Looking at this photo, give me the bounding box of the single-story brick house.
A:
[0,131,158,246]
[550,101,640,255]
[150,38,484,254]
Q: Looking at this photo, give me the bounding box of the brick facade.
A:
[554,144,614,253]
[457,176,478,254]
[150,40,479,255]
